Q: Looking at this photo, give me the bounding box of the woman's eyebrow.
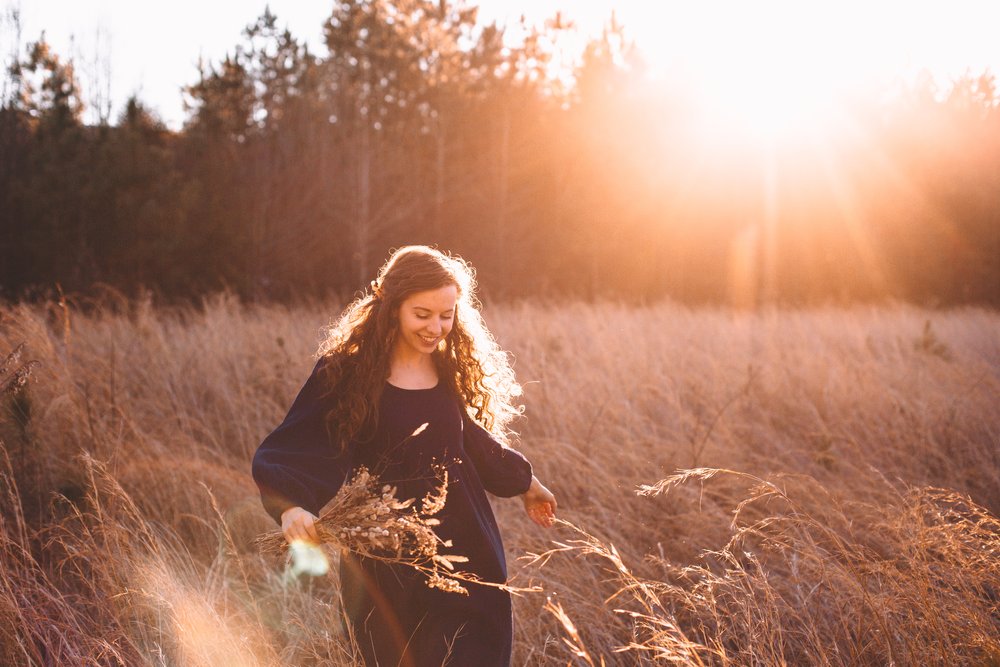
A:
[413,306,454,314]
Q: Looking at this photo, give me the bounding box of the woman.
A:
[252,245,557,666]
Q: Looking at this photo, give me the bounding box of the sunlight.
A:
[630,1,925,145]
[138,559,276,665]
[287,539,330,578]
[654,2,871,144]
[690,51,847,144]
[816,143,893,293]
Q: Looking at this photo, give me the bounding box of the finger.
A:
[291,530,316,545]
[303,517,320,543]
[296,516,316,542]
[294,524,316,545]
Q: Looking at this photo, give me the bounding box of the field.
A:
[1,295,998,665]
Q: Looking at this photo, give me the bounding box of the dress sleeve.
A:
[251,358,354,524]
[462,415,533,498]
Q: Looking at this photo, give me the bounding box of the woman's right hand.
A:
[281,506,320,545]
[521,476,557,528]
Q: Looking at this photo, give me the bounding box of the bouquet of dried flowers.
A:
[257,421,539,595]
[257,462,481,594]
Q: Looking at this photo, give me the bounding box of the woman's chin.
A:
[401,337,438,355]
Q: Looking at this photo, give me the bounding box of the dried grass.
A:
[531,470,1000,665]
[254,465,480,595]
[0,297,998,665]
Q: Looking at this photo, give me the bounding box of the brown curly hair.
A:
[315,246,522,453]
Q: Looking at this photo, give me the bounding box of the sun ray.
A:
[816,140,893,296]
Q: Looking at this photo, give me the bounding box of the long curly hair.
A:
[316,246,522,453]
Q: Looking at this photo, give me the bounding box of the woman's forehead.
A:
[402,285,458,310]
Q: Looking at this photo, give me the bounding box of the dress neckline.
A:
[385,380,440,392]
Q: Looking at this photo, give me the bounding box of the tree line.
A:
[2,1,999,306]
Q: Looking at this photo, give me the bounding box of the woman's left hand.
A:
[521,476,557,528]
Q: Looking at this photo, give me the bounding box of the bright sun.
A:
[625,0,979,144]
[685,32,852,143]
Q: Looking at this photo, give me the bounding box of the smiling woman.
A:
[251,245,557,667]
[391,286,458,383]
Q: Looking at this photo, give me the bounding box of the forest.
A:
[2,2,999,305]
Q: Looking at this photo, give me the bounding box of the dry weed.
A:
[530,468,1000,666]
[255,465,485,595]
[0,299,997,665]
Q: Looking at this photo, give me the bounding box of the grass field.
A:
[1,295,998,665]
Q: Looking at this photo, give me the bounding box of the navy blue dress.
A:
[251,359,533,667]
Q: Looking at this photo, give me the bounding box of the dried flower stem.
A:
[256,466,538,596]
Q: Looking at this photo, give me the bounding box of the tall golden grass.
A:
[0,294,997,665]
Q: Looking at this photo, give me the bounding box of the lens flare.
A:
[286,540,330,578]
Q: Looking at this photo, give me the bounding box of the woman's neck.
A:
[388,345,438,389]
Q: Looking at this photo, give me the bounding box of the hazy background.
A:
[3,0,1000,306]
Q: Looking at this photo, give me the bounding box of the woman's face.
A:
[393,285,458,359]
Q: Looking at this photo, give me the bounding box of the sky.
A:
[8,0,1000,129]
